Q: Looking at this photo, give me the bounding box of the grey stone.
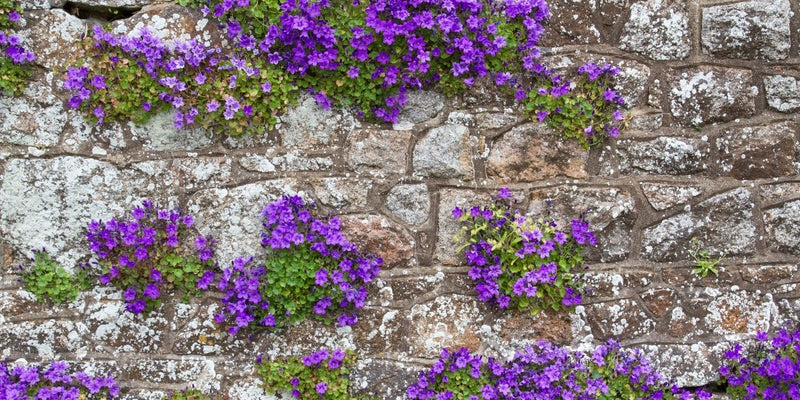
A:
[436,189,493,265]
[311,178,371,210]
[638,342,730,387]
[396,90,445,126]
[764,75,800,113]
[760,182,800,203]
[717,122,798,180]
[339,214,415,268]
[412,124,474,180]
[618,137,709,175]
[346,129,412,176]
[702,0,791,61]
[642,188,755,261]
[278,94,358,149]
[68,0,156,8]
[385,184,430,226]
[529,187,636,262]
[764,200,800,255]
[640,182,702,211]
[0,156,153,269]
[131,112,214,151]
[16,9,86,70]
[130,158,235,191]
[540,0,601,45]
[110,4,223,48]
[240,150,334,173]
[0,74,65,147]
[486,123,587,182]
[583,299,656,339]
[619,0,691,60]
[187,180,311,266]
[667,66,757,127]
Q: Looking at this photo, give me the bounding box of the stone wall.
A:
[1,0,799,398]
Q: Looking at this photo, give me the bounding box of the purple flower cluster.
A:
[86,200,216,314]
[453,188,595,313]
[205,195,381,335]
[0,360,120,399]
[720,326,800,399]
[407,341,711,400]
[258,348,352,399]
[0,31,34,64]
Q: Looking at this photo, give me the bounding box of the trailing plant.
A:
[63,0,625,146]
[719,325,800,399]
[257,348,361,399]
[202,195,382,335]
[19,248,93,304]
[0,360,120,399]
[85,200,216,314]
[407,341,713,399]
[688,237,724,278]
[453,188,594,314]
[0,0,35,95]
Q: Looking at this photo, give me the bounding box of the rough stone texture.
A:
[486,123,587,182]
[619,0,691,60]
[640,182,702,211]
[110,3,223,47]
[346,129,412,176]
[279,94,358,149]
[0,73,66,147]
[717,122,798,180]
[640,343,729,387]
[240,149,335,173]
[436,189,493,265]
[701,0,791,61]
[539,0,601,45]
[764,75,800,113]
[385,184,430,226]
[668,66,757,127]
[339,214,416,268]
[529,187,637,262]
[642,188,755,261]
[131,113,214,151]
[583,299,656,339]
[760,182,800,203]
[412,124,474,180]
[311,178,372,211]
[0,156,152,269]
[16,10,86,70]
[764,200,800,255]
[618,137,710,175]
[396,91,445,127]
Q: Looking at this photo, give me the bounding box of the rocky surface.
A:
[1,0,799,398]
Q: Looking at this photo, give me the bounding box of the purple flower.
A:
[316,382,327,395]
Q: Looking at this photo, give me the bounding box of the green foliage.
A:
[0,0,35,95]
[19,248,92,304]
[163,388,217,400]
[257,349,365,399]
[688,237,724,278]
[0,54,32,95]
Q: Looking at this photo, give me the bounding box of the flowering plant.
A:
[19,248,93,304]
[204,195,381,335]
[719,326,800,399]
[258,348,358,399]
[85,201,216,314]
[0,360,120,399]
[0,0,35,95]
[453,188,594,314]
[407,341,711,399]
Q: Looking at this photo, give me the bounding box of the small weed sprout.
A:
[688,237,724,278]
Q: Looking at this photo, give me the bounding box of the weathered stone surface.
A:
[619,0,690,60]
[764,200,800,255]
[125,358,216,385]
[110,4,222,47]
[539,0,601,45]
[740,264,799,285]
[396,91,445,126]
[278,94,358,149]
[311,178,372,211]
[618,137,710,175]
[717,122,798,179]
[351,359,416,400]
[760,181,800,202]
[187,180,310,266]
[640,182,702,211]
[130,112,214,151]
[701,287,776,337]
[339,214,415,268]
[240,150,334,173]
[668,67,757,127]
[640,287,678,319]
[496,311,573,346]
[412,124,473,180]
[17,9,86,70]
[85,289,167,353]
[764,75,800,113]
[0,156,153,269]
[346,129,412,176]
[487,123,587,182]
[385,184,430,226]
[583,271,654,299]
[436,189,493,265]
[701,0,791,61]
[639,342,728,387]
[583,299,656,339]
[131,158,235,191]
[0,74,65,147]
[0,318,89,357]
[642,188,755,261]
[408,294,487,358]
[529,187,636,262]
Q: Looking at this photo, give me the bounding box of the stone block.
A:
[436,189,493,265]
[486,123,587,182]
[702,0,791,60]
[582,270,654,299]
[642,188,755,261]
[740,264,799,285]
[124,358,216,385]
[619,0,691,60]
[407,294,487,358]
[396,90,445,126]
[385,184,430,226]
[764,75,800,113]
[639,287,678,319]
[539,0,601,45]
[640,182,702,211]
[85,291,167,353]
[667,66,757,127]
[131,158,234,191]
[412,124,474,180]
[618,137,709,175]
[110,3,224,48]
[529,187,637,262]
[346,129,412,176]
[583,299,656,339]
[0,72,66,148]
[339,214,415,268]
[764,200,800,255]
[130,112,214,151]
[760,181,800,203]
[311,178,372,211]
[638,342,728,387]
[278,94,358,149]
[17,9,86,70]
[717,122,798,179]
